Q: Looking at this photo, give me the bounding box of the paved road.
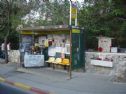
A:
[0,82,32,94]
[0,63,126,94]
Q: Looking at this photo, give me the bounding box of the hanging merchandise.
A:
[44,39,49,47]
[48,47,56,56]
[38,36,46,46]
[61,47,65,58]
[48,39,53,46]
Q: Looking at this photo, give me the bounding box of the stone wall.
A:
[8,50,20,63]
[85,52,126,76]
[8,50,126,78]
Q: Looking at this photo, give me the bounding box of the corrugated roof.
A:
[17,25,70,32]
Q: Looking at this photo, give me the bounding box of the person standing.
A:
[1,43,4,51]
[7,42,11,51]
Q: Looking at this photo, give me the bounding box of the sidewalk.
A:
[0,63,126,94]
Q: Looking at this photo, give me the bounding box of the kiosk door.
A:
[72,28,85,69]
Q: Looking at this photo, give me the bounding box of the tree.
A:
[22,0,70,26]
[78,0,126,49]
[0,0,36,63]
[0,0,12,63]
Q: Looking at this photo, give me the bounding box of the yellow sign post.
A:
[69,0,78,26]
[71,1,77,19]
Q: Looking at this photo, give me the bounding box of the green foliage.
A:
[0,0,37,48]
[79,0,126,48]
[23,0,70,26]
[1,0,126,50]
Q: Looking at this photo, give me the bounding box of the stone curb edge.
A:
[0,77,51,94]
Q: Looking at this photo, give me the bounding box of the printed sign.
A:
[71,1,77,19]
[72,29,80,33]
[24,55,44,67]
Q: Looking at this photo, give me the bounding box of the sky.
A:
[26,0,84,3]
[78,0,83,3]
[71,0,83,3]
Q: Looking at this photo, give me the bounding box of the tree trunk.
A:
[4,21,10,63]
[4,35,8,63]
[4,27,10,63]
[4,0,11,63]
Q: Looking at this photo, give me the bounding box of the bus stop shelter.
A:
[18,25,85,78]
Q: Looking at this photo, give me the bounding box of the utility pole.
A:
[69,0,78,79]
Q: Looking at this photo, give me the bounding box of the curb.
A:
[0,77,50,94]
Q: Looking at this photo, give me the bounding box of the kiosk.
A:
[18,25,85,70]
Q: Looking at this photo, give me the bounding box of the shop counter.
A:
[24,54,44,67]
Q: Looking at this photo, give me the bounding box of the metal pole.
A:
[32,30,35,45]
[75,9,78,26]
[19,31,21,67]
[69,0,72,26]
[69,28,72,79]
[68,0,72,79]
[74,0,78,26]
